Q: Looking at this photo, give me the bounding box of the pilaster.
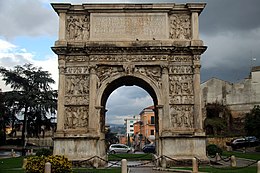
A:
[193,55,203,132]
[59,13,66,41]
[161,66,170,129]
[56,55,66,133]
[191,12,199,40]
[88,66,98,132]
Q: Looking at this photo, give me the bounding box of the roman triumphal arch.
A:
[51,3,207,166]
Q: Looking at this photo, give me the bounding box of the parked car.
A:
[142,143,156,153]
[227,136,259,150]
[109,144,132,154]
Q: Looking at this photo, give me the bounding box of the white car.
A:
[109,144,132,154]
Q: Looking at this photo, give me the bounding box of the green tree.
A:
[245,105,260,138]
[0,63,57,150]
[204,102,232,136]
[0,91,11,145]
[105,128,119,150]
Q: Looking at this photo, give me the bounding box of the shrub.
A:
[255,146,260,152]
[26,155,72,173]
[46,155,72,173]
[206,144,223,156]
[36,148,52,156]
[26,156,46,173]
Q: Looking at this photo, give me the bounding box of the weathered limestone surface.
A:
[51,3,207,166]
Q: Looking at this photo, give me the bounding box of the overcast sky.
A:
[0,0,259,124]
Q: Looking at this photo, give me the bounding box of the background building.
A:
[139,106,155,144]
[201,66,260,119]
[124,115,140,138]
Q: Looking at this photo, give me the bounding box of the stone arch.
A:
[51,2,208,167]
[97,74,162,108]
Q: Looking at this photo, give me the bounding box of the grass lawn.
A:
[108,153,152,161]
[173,166,257,173]
[0,157,24,173]
[222,151,260,161]
[199,166,257,173]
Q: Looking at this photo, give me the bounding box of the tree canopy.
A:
[245,105,260,138]
[0,63,57,147]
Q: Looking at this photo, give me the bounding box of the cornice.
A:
[186,3,207,14]
[52,45,207,55]
[51,3,71,14]
[51,3,206,14]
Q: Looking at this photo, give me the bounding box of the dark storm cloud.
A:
[200,0,260,35]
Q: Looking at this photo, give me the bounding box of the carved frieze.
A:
[169,66,193,75]
[65,66,90,75]
[65,56,90,62]
[169,14,191,40]
[64,106,89,129]
[168,56,192,62]
[170,105,194,128]
[66,15,90,40]
[90,55,169,62]
[65,75,89,95]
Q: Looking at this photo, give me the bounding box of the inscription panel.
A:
[90,13,168,40]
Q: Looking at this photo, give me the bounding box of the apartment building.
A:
[124,115,140,138]
[139,106,155,143]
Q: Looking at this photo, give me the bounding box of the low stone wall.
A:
[206,137,234,150]
[27,137,53,147]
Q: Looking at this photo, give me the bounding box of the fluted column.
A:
[193,55,203,132]
[56,56,66,133]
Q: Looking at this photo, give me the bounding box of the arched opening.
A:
[99,76,159,153]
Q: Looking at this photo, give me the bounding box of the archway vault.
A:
[99,75,159,107]
[51,2,208,166]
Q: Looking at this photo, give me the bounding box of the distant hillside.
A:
[108,124,126,134]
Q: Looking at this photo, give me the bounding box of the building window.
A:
[151,116,155,124]
[130,129,134,132]
[130,120,134,123]
[130,125,133,127]
[150,130,154,135]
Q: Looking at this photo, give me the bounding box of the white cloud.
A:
[0,38,58,91]
[106,115,136,125]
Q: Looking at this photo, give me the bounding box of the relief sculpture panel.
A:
[66,15,90,41]
[169,14,191,40]
[64,106,89,129]
[134,66,162,87]
[65,75,89,105]
[169,74,194,104]
[170,105,194,128]
[96,66,124,85]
